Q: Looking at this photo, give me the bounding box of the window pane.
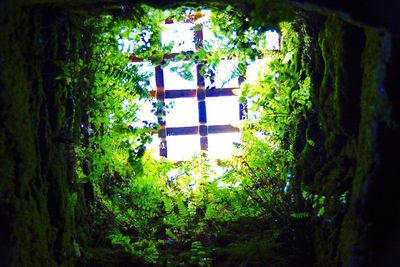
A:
[165,98,199,127]
[167,135,200,161]
[265,30,280,50]
[206,96,239,125]
[206,60,239,89]
[203,22,233,51]
[130,62,156,91]
[203,22,217,44]
[164,61,197,90]
[130,99,158,128]
[162,23,196,53]
[208,133,241,159]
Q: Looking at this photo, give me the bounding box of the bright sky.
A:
[164,62,197,89]
[121,11,280,161]
[162,23,196,53]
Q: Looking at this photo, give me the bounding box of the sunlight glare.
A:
[162,23,196,53]
[265,30,280,50]
[206,96,239,126]
[129,11,282,162]
[208,133,241,159]
[165,98,199,127]
[167,135,200,161]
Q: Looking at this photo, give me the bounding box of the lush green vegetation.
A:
[64,5,314,265]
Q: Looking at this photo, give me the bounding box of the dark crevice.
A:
[341,24,364,137]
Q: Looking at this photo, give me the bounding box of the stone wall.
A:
[0,1,399,266]
[0,6,90,266]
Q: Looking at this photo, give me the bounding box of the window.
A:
[131,11,279,161]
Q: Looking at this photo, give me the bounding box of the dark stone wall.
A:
[299,15,397,266]
[0,6,90,267]
[0,1,399,266]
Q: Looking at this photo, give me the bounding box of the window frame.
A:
[131,14,248,160]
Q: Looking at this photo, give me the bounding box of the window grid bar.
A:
[150,87,241,99]
[194,26,209,153]
[132,16,248,160]
[238,76,247,120]
[155,65,168,157]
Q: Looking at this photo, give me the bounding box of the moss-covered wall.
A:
[0,1,399,266]
[295,13,398,267]
[0,6,92,267]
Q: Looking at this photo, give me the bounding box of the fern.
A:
[290,212,309,219]
[73,7,313,265]
[176,197,189,219]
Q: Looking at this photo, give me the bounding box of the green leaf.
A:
[165,228,177,240]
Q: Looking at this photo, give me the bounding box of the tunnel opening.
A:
[0,0,398,266]
[70,5,315,266]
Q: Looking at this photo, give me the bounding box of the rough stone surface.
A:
[1,1,399,266]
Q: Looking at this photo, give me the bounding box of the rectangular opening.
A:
[206,96,240,126]
[167,135,201,161]
[163,61,197,90]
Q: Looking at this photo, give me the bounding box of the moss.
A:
[0,9,51,266]
[298,13,388,266]
[0,1,396,266]
[214,238,287,266]
[352,29,388,197]
[81,247,148,267]
[337,27,390,266]
[317,15,345,136]
[0,6,90,266]
[250,0,295,30]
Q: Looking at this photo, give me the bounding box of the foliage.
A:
[64,5,314,265]
[302,190,326,217]
[189,241,211,266]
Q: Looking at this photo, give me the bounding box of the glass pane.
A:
[208,133,241,159]
[164,61,197,90]
[165,98,199,127]
[167,135,200,161]
[206,96,239,126]
[162,23,196,53]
